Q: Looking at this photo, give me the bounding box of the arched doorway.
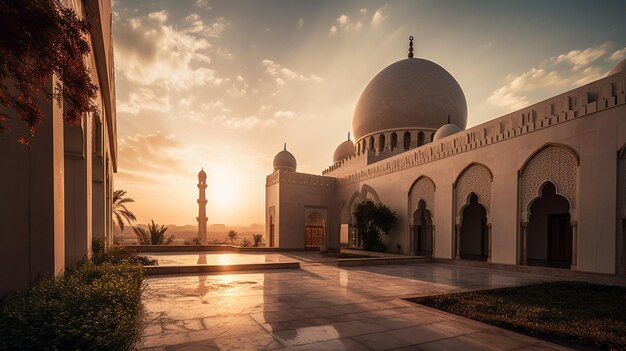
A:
[413,200,432,256]
[527,182,572,268]
[305,211,325,248]
[460,193,488,261]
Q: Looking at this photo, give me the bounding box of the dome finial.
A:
[348,132,351,141]
[447,114,450,124]
[408,36,414,58]
[283,142,286,151]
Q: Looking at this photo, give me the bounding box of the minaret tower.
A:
[197,168,208,245]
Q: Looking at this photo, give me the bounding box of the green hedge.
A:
[0,245,149,350]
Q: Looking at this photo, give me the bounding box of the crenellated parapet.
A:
[328,71,626,187]
[266,169,336,188]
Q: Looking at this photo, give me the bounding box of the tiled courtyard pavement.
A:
[138,252,572,351]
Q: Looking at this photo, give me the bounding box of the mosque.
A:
[265,38,626,276]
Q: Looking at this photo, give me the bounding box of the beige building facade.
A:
[267,54,626,276]
[0,0,116,293]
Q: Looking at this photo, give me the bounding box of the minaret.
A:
[197,168,208,245]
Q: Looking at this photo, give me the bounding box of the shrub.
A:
[132,220,174,245]
[92,238,157,266]
[0,261,146,350]
[252,233,263,247]
[241,237,251,247]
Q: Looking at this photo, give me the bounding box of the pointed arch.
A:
[454,163,493,219]
[454,162,493,185]
[519,143,578,215]
[346,184,380,224]
[519,142,580,172]
[360,184,380,203]
[408,175,436,218]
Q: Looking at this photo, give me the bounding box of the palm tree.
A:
[133,220,175,245]
[252,233,263,247]
[227,230,238,244]
[113,190,137,232]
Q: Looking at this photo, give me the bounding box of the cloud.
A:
[329,8,377,34]
[117,88,171,114]
[329,14,362,34]
[297,18,304,30]
[195,0,211,10]
[609,46,626,61]
[184,14,228,38]
[261,59,323,82]
[371,8,386,26]
[114,10,227,91]
[117,132,183,176]
[487,43,610,111]
[273,110,295,119]
[216,110,296,129]
[555,43,609,69]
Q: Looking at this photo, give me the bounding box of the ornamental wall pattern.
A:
[520,145,578,212]
[455,164,492,217]
[409,176,435,220]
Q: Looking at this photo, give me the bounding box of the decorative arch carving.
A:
[409,176,435,221]
[520,143,578,214]
[455,163,493,217]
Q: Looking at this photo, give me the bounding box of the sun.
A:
[208,168,239,207]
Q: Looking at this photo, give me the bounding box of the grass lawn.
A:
[408,281,626,350]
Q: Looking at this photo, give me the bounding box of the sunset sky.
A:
[112,0,626,227]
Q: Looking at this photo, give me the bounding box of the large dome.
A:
[352,58,467,141]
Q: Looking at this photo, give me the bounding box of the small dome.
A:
[273,145,297,172]
[608,59,626,76]
[198,168,207,181]
[333,139,355,164]
[352,58,467,142]
[433,123,461,141]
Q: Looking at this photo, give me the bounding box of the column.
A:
[64,113,92,264]
[521,222,528,265]
[431,224,436,257]
[487,223,492,263]
[0,76,65,293]
[455,224,461,260]
[571,220,578,270]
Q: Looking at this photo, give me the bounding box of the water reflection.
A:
[147,252,297,266]
[197,254,207,265]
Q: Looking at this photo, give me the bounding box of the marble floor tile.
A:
[139,253,572,350]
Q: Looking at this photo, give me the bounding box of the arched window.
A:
[403,132,411,150]
[391,133,398,150]
[378,134,386,153]
[369,136,375,151]
[417,131,425,146]
[362,139,366,153]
